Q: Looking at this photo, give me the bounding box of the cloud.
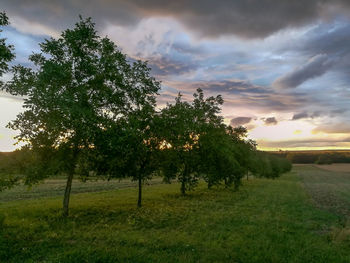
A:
[164,79,312,113]
[148,55,198,77]
[291,110,343,121]
[276,22,350,88]
[313,123,350,134]
[190,80,270,94]
[273,54,334,88]
[2,0,350,152]
[230,117,252,127]
[263,117,278,125]
[2,0,350,39]
[292,112,309,120]
[303,22,350,80]
[259,136,350,148]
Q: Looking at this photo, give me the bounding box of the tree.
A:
[159,89,223,195]
[249,151,291,179]
[2,17,160,216]
[315,154,333,165]
[226,126,257,181]
[91,96,160,207]
[125,108,161,207]
[198,126,241,189]
[0,12,16,191]
[197,124,257,190]
[0,12,14,83]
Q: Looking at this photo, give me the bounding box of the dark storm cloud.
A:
[273,54,333,89]
[2,0,350,38]
[263,117,278,125]
[1,0,141,35]
[230,117,252,127]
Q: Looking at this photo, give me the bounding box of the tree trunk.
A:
[181,164,187,195]
[246,171,249,180]
[137,175,142,207]
[181,180,186,195]
[63,169,74,217]
[62,149,78,217]
[207,181,212,189]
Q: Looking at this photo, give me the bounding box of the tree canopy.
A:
[3,17,160,215]
[0,12,14,83]
[0,12,16,191]
[158,89,225,194]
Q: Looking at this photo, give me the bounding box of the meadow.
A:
[0,165,350,262]
[313,163,350,173]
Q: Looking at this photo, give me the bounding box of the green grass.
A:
[0,168,349,262]
[295,165,350,220]
[0,177,163,202]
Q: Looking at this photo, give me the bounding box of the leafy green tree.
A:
[159,89,223,195]
[250,151,291,179]
[198,124,257,190]
[0,12,14,84]
[91,98,160,207]
[125,108,161,207]
[0,12,16,191]
[227,126,257,181]
[2,17,159,216]
[198,126,241,189]
[315,154,333,165]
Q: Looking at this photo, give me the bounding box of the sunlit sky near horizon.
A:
[1,0,350,152]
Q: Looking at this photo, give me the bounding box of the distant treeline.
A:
[271,151,350,164]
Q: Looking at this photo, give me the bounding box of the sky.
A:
[1,0,350,151]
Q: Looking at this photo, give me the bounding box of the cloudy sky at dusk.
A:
[1,0,350,151]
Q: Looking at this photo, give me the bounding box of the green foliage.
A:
[198,126,244,190]
[0,12,15,82]
[2,17,160,214]
[277,150,350,164]
[0,12,15,191]
[158,89,224,194]
[92,105,161,207]
[157,88,290,194]
[315,154,333,165]
[0,213,4,227]
[250,151,292,179]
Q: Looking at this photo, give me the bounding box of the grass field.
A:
[295,165,350,224]
[1,166,350,262]
[314,163,350,173]
[0,177,164,202]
